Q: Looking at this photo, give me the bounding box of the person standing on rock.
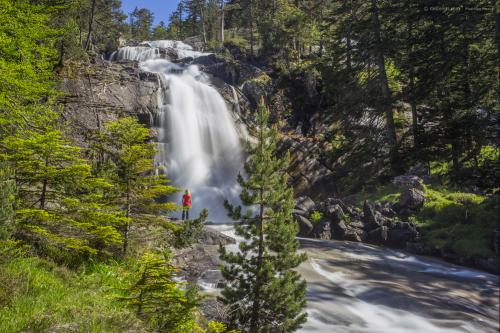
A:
[182,189,192,220]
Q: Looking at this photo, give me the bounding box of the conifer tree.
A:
[0,130,125,258]
[98,117,178,255]
[220,97,307,332]
[121,251,199,332]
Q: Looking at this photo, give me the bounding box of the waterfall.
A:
[113,40,243,222]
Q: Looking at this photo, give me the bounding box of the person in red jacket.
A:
[182,189,192,220]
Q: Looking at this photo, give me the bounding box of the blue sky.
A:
[121,0,181,25]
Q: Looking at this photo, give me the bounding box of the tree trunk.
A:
[406,9,418,149]
[249,0,254,58]
[123,180,131,255]
[219,0,225,47]
[371,0,398,173]
[84,0,97,51]
[200,3,207,45]
[249,124,265,333]
[40,157,49,209]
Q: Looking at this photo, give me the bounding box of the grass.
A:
[351,184,499,260]
[0,252,146,332]
[351,184,401,206]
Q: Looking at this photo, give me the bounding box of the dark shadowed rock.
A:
[365,226,388,244]
[327,204,348,239]
[295,196,316,213]
[386,222,418,247]
[344,229,362,242]
[350,221,365,229]
[294,214,314,237]
[363,201,379,230]
[312,220,332,240]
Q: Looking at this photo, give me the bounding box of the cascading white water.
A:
[113,40,243,221]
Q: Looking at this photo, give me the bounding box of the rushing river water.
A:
[113,41,499,332]
[213,225,499,333]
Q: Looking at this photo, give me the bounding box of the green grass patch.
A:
[0,255,145,332]
[351,184,401,206]
[350,184,498,260]
[415,188,498,259]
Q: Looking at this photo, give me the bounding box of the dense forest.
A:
[0,0,498,332]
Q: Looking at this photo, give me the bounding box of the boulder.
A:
[392,175,424,190]
[386,222,418,248]
[294,214,314,237]
[397,188,425,211]
[294,196,316,213]
[326,204,348,239]
[312,220,332,240]
[365,226,388,244]
[349,221,365,229]
[362,201,379,230]
[344,228,366,242]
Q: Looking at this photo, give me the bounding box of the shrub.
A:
[310,211,322,224]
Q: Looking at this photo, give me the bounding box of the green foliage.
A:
[98,117,179,254]
[309,210,322,225]
[0,256,145,332]
[221,97,307,332]
[174,208,208,248]
[120,251,199,332]
[0,164,16,240]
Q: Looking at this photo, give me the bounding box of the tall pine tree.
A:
[220,97,307,332]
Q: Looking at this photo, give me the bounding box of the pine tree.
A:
[220,97,307,332]
[0,130,126,259]
[121,251,199,332]
[98,117,178,255]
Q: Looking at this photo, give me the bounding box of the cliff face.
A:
[59,54,334,199]
[59,59,160,146]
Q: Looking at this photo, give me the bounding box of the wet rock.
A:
[312,220,332,240]
[295,196,316,213]
[294,214,314,237]
[365,226,388,244]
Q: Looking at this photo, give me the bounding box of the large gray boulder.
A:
[397,188,425,211]
[295,196,316,213]
[294,214,314,237]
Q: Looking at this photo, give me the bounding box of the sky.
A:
[121,0,181,25]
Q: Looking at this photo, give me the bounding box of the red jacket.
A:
[182,194,192,207]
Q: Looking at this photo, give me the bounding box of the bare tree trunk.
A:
[84,0,96,51]
[219,0,225,47]
[200,2,207,45]
[123,180,131,255]
[406,8,418,149]
[371,0,398,173]
[249,0,254,58]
